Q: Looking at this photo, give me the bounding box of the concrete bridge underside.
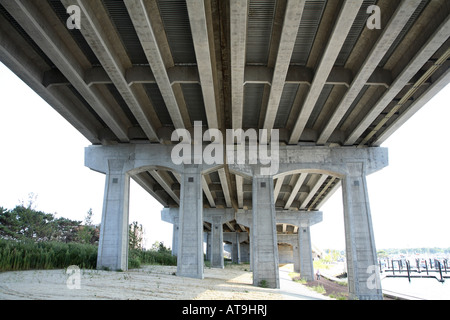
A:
[0,0,448,300]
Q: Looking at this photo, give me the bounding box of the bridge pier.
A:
[251,175,280,288]
[176,165,204,279]
[203,209,234,268]
[97,159,130,271]
[86,144,387,299]
[342,162,383,300]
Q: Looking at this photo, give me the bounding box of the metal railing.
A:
[379,258,449,283]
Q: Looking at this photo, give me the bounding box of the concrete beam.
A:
[263,0,305,131]
[373,68,450,146]
[284,173,308,210]
[317,0,424,145]
[149,170,180,205]
[236,209,323,228]
[235,175,244,209]
[1,0,131,142]
[65,0,160,142]
[124,0,185,129]
[345,14,450,145]
[289,0,363,144]
[230,0,248,130]
[0,15,102,144]
[202,175,216,208]
[218,168,232,208]
[186,0,219,129]
[300,174,328,210]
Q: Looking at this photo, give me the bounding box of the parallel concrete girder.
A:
[131,172,169,207]
[373,68,450,146]
[64,0,160,142]
[230,0,248,130]
[289,0,363,144]
[149,170,180,205]
[317,0,424,145]
[186,0,219,130]
[262,0,306,131]
[218,167,232,208]
[124,0,185,129]
[0,0,131,142]
[345,14,450,145]
[300,174,328,210]
[284,173,308,210]
[0,14,101,144]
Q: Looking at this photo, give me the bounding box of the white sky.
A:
[1,62,449,251]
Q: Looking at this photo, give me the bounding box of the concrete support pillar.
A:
[205,232,211,261]
[177,165,204,279]
[240,243,250,263]
[293,239,300,273]
[342,162,382,300]
[252,176,279,288]
[172,222,179,256]
[231,232,241,264]
[210,216,224,268]
[299,226,314,281]
[97,159,130,271]
[161,208,179,256]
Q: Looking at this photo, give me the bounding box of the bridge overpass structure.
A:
[0,0,448,300]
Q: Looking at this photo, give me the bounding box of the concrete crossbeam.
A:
[236,209,323,228]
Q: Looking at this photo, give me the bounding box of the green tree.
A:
[77,208,97,244]
[129,221,144,250]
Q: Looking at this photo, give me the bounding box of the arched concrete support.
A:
[97,159,130,271]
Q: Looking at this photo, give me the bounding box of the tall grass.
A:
[128,248,177,268]
[0,240,177,272]
[0,239,97,272]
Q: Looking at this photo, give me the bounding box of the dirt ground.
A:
[0,264,328,300]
